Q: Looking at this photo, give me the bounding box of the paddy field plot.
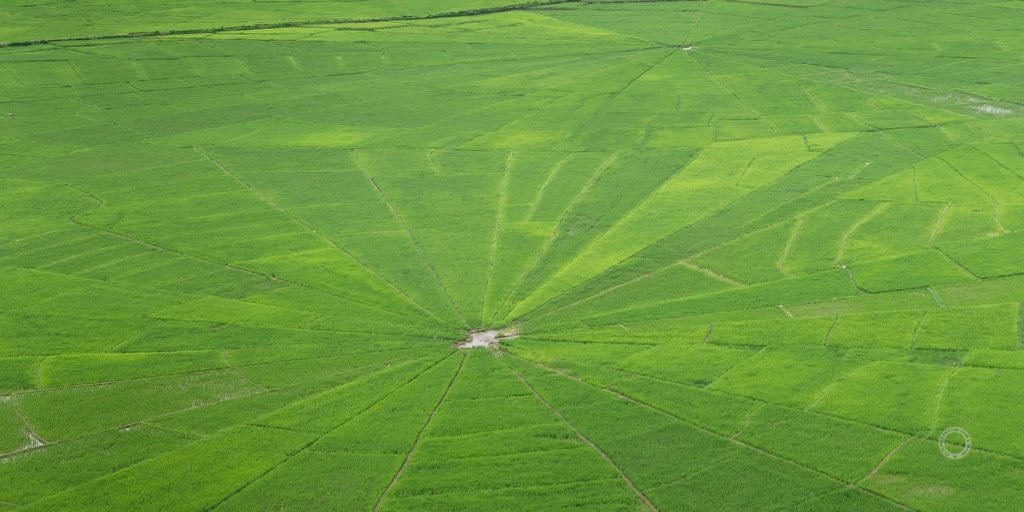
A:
[2,0,1024,510]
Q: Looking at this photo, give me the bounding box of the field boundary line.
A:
[822,316,839,346]
[510,145,705,318]
[502,335,660,346]
[358,162,470,327]
[524,262,681,322]
[503,357,659,511]
[512,330,1024,472]
[0,0,585,48]
[372,352,466,511]
[44,354,430,437]
[857,436,915,486]
[642,451,744,494]
[552,352,1024,459]
[934,152,1009,231]
[62,184,431,325]
[221,352,270,393]
[194,146,456,327]
[481,151,515,326]
[389,48,666,157]
[936,155,1002,207]
[730,402,765,440]
[486,47,682,325]
[460,55,650,149]
[705,44,993,153]
[686,48,776,132]
[913,166,921,202]
[0,355,444,506]
[733,156,758,188]
[929,367,958,434]
[224,346,437,372]
[209,352,459,511]
[370,475,627,502]
[680,260,746,287]
[701,45,990,130]
[243,353,448,423]
[701,346,765,389]
[507,352,914,511]
[154,355,439,432]
[563,47,676,144]
[973,143,1024,180]
[139,421,210,440]
[3,399,49,457]
[34,356,46,389]
[835,202,889,266]
[527,214,805,323]
[366,442,592,465]
[523,154,573,221]
[682,0,712,45]
[777,216,802,276]
[571,264,850,327]
[928,204,952,246]
[12,366,247,397]
[528,133,860,321]
[491,151,620,323]
[933,246,983,281]
[842,266,872,295]
[523,171,851,325]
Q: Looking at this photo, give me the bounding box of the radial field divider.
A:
[508,352,914,511]
[491,151,621,324]
[63,183,422,323]
[372,352,467,511]
[209,352,459,511]
[502,357,659,512]
[359,164,470,328]
[481,151,515,327]
[193,146,455,326]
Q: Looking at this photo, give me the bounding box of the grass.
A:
[2,0,1024,510]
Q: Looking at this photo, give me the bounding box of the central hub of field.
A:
[455,329,518,349]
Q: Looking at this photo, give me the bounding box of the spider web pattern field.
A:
[2,0,1024,510]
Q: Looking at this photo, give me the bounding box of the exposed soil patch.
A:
[26,432,44,449]
[978,104,1012,116]
[455,329,519,349]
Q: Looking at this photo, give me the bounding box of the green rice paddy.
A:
[2,0,1024,510]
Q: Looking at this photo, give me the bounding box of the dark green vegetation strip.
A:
[0,0,585,48]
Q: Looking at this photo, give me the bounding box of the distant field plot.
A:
[2,0,1024,510]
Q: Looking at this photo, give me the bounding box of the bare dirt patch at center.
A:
[455,329,519,349]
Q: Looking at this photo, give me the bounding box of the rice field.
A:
[2,0,1024,510]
